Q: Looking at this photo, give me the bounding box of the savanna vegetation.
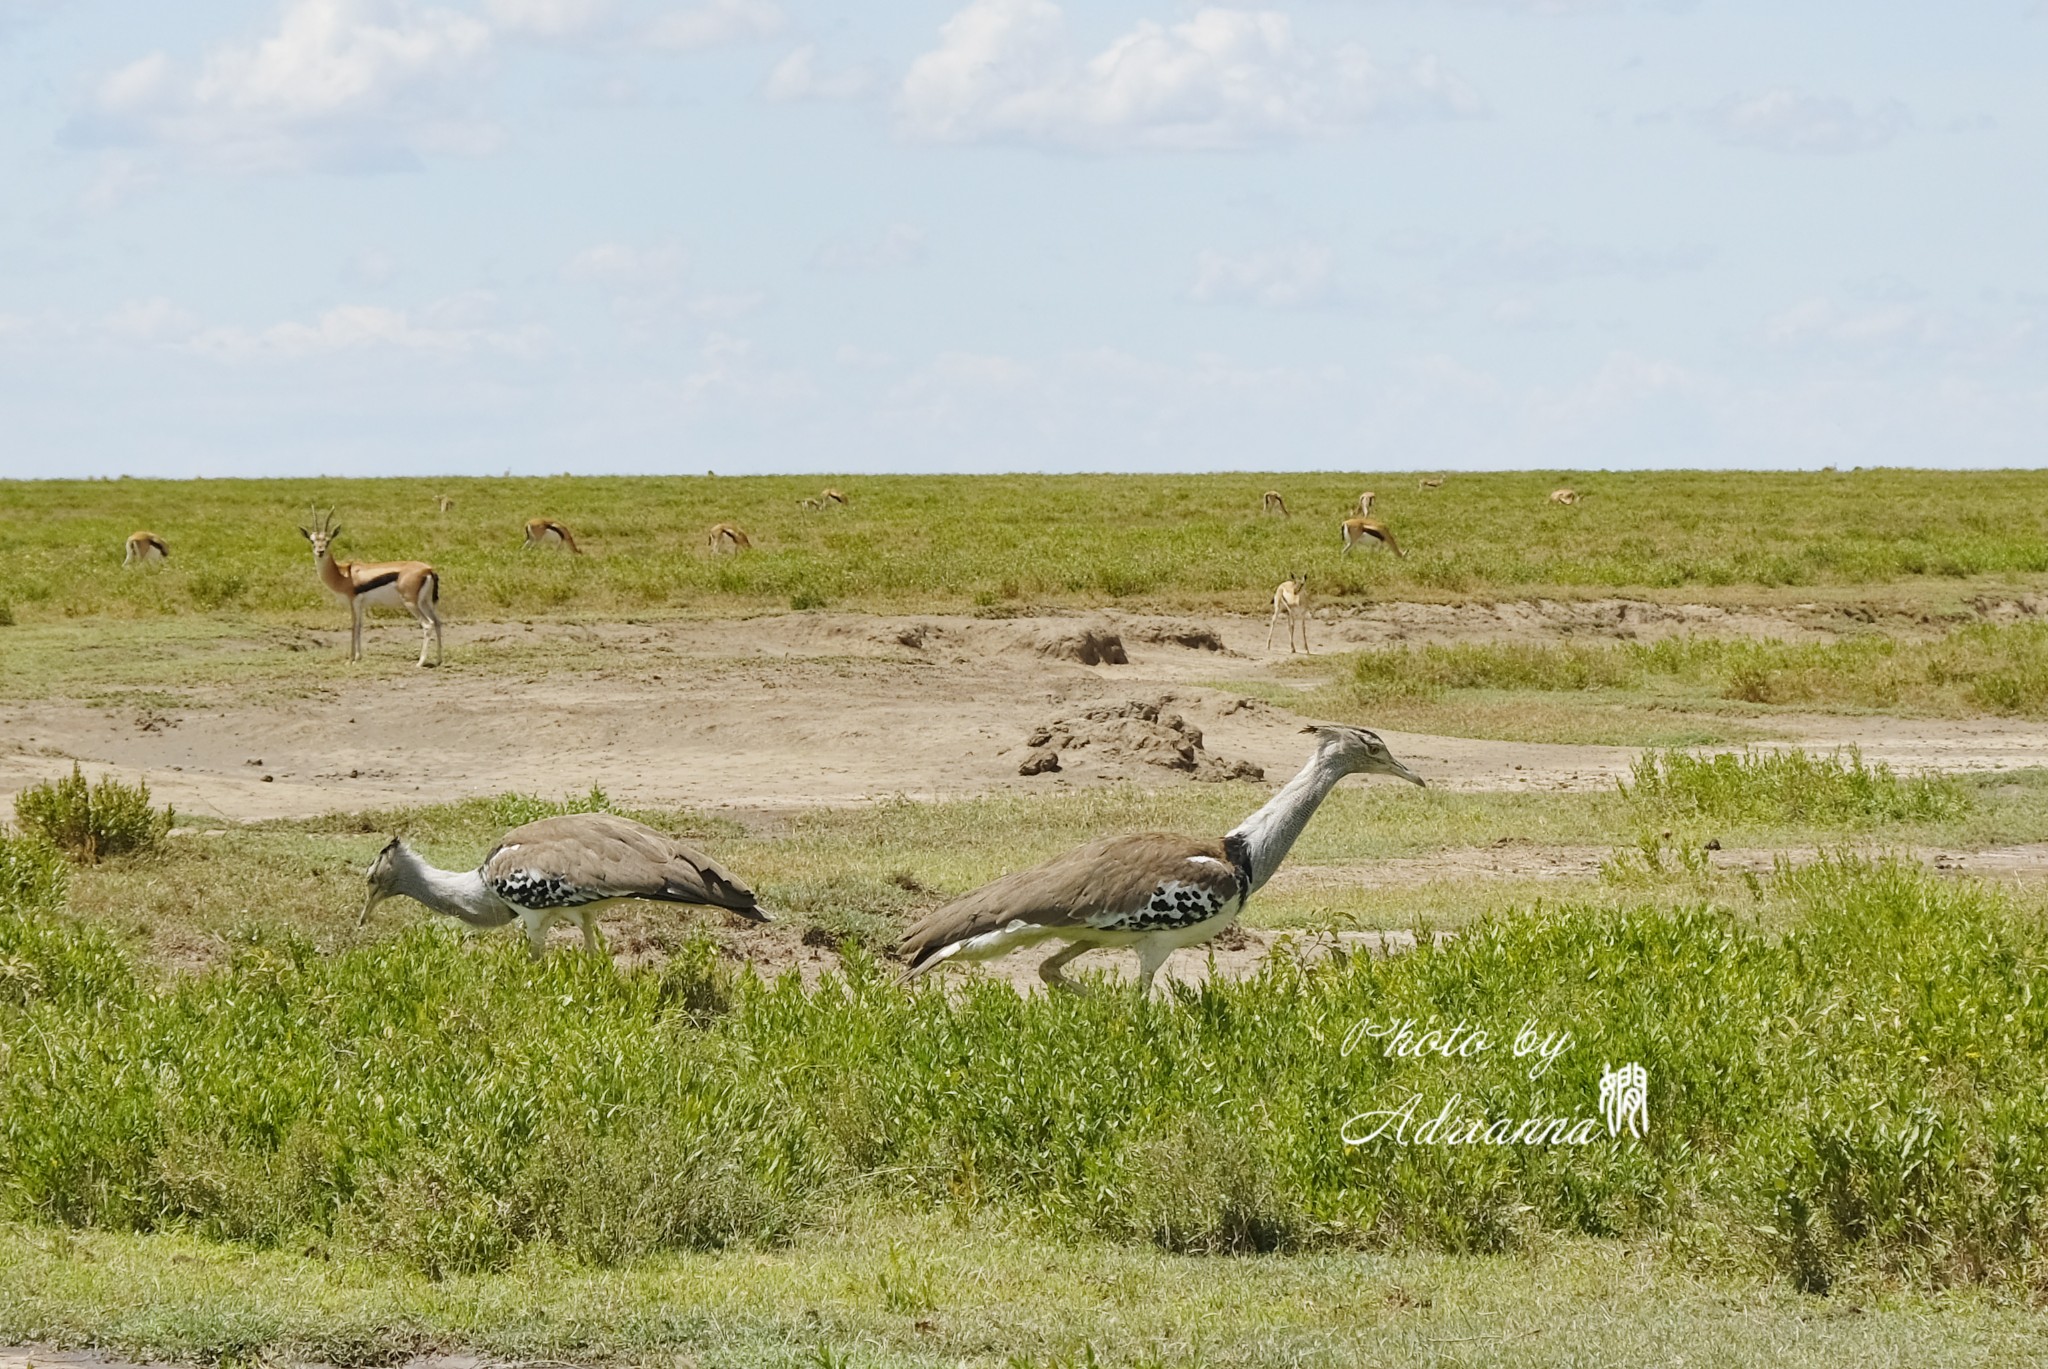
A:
[5,468,2048,626]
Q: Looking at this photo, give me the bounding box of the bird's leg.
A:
[521,910,550,959]
[1134,940,1174,997]
[578,911,608,958]
[1037,941,1092,994]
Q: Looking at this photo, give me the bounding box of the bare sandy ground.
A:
[6,603,2046,826]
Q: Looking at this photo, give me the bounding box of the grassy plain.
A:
[7,469,2048,624]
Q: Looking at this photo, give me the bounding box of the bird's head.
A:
[359,836,411,926]
[1300,724,1426,787]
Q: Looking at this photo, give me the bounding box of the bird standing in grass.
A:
[360,812,767,960]
[899,725,1425,993]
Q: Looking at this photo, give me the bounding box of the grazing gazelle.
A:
[1340,517,1405,558]
[122,531,169,565]
[298,509,443,667]
[707,522,751,554]
[1549,488,1580,506]
[1267,572,1310,654]
[523,518,583,553]
[435,494,455,515]
[1418,476,1444,491]
[359,811,768,963]
[798,498,823,512]
[1356,491,1377,517]
[821,488,849,506]
[899,726,1424,994]
[1261,490,1290,517]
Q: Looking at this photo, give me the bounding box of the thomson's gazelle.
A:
[523,518,582,553]
[123,531,169,565]
[708,523,751,554]
[299,510,443,666]
[1267,572,1310,654]
[1262,490,1289,517]
[1340,517,1405,558]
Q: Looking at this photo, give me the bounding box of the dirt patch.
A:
[1019,697,1263,784]
[1021,623,1128,665]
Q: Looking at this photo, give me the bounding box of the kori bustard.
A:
[898,725,1424,993]
[360,812,768,960]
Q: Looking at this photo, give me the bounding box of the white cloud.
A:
[485,0,610,39]
[1188,243,1336,307]
[677,332,814,407]
[565,240,688,288]
[68,0,495,172]
[104,297,201,343]
[645,0,784,52]
[188,294,543,360]
[897,0,1481,151]
[1705,90,1910,155]
[764,44,885,102]
[811,223,927,272]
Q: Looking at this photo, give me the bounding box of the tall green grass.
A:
[3,856,2045,1292]
[1331,625,2048,717]
[6,469,2048,623]
[1621,748,1970,827]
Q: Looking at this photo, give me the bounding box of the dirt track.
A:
[4,605,2048,824]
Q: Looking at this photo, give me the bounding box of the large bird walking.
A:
[359,812,767,960]
[899,725,1425,993]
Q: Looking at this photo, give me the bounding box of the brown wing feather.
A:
[898,833,1237,968]
[486,813,760,914]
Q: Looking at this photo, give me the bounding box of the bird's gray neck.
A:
[391,848,507,928]
[1227,747,1348,893]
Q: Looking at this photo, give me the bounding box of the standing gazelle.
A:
[1340,517,1405,558]
[1267,572,1310,654]
[299,510,443,667]
[123,531,169,565]
[1261,490,1290,517]
[523,518,583,553]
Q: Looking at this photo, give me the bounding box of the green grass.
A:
[8,849,2048,1299]
[1275,623,2048,745]
[4,1220,2043,1368]
[8,469,2048,627]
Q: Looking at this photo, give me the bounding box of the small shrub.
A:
[185,570,247,610]
[0,831,67,914]
[0,601,14,626]
[1619,747,1967,827]
[13,764,171,861]
[1115,1117,1303,1255]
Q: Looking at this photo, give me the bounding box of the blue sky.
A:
[1,1,2042,477]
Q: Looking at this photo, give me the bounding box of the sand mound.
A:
[1020,698,1263,782]
[1021,624,1128,665]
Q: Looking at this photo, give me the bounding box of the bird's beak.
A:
[1386,758,1427,787]
[358,889,384,927]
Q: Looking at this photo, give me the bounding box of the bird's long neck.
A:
[1227,746,1348,893]
[391,848,507,927]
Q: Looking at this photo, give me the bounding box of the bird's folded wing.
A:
[485,813,758,911]
[899,833,1234,964]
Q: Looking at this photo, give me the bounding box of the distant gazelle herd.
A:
[1259,476,1585,655]
[118,478,1584,666]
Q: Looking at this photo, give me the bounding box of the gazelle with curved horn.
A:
[123,531,169,565]
[298,508,443,666]
[523,518,583,553]
[1340,517,1405,558]
[360,812,768,961]
[899,725,1424,994]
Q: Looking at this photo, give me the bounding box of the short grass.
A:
[1245,622,2048,745]
[4,1220,2042,1369]
[8,470,2048,628]
[46,758,2048,968]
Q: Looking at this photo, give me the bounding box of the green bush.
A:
[0,831,67,914]
[12,764,171,862]
[1620,747,1969,827]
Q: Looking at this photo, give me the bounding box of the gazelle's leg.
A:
[1266,603,1281,650]
[350,598,364,661]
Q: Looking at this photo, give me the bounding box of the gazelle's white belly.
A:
[336,581,421,612]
